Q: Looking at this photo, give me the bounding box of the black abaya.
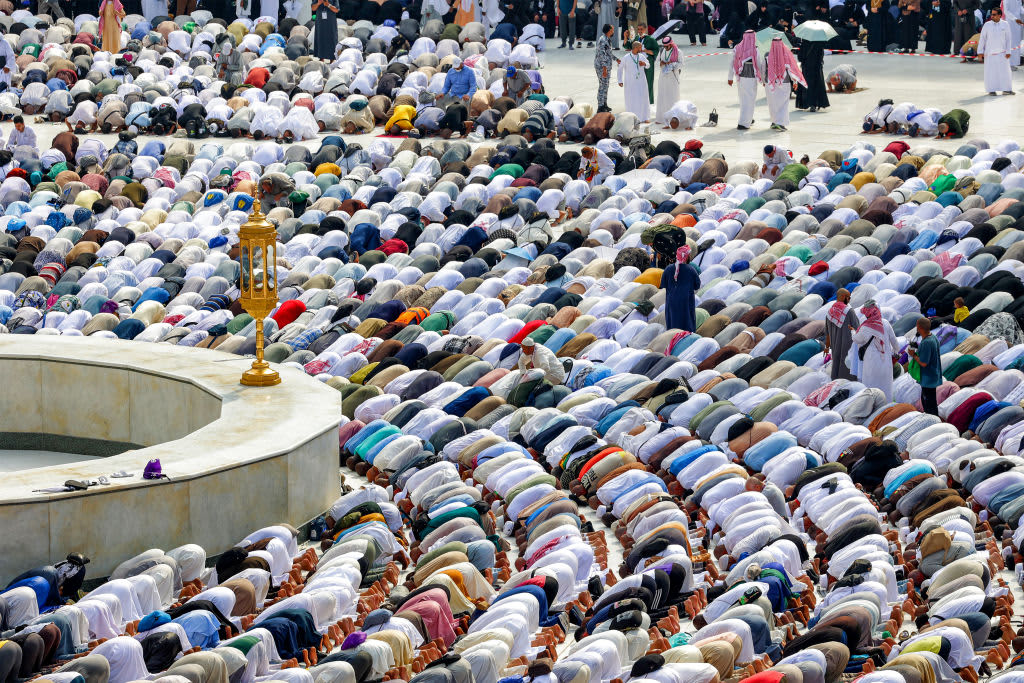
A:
[795,40,830,110]
[313,1,340,60]
[865,0,890,50]
[924,0,952,53]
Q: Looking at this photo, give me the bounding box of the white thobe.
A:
[729,56,758,127]
[1005,0,1022,63]
[766,77,791,126]
[850,321,898,401]
[663,100,697,128]
[655,59,681,123]
[141,0,167,20]
[979,19,1014,92]
[618,52,650,122]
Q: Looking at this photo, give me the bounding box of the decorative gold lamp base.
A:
[241,360,281,387]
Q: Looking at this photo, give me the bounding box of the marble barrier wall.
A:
[0,336,342,579]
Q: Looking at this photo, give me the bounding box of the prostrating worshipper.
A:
[979,7,1015,95]
[764,37,805,131]
[794,38,829,112]
[850,299,900,401]
[655,36,682,126]
[826,64,857,91]
[824,288,858,381]
[728,30,761,130]
[936,108,970,137]
[663,100,697,129]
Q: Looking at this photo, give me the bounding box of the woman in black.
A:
[865,0,891,50]
[924,0,952,53]
[794,39,829,111]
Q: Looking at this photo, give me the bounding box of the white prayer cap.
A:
[451,57,463,68]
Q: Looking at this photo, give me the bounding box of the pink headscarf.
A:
[732,30,763,81]
[675,245,691,275]
[766,38,806,86]
[98,0,125,38]
[858,302,884,334]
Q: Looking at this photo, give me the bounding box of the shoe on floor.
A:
[737,125,749,130]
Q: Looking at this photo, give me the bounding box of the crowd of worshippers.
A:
[0,7,590,143]
[9,0,1024,673]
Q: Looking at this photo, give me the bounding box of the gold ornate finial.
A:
[251,188,262,218]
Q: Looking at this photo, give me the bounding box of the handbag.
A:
[908,356,921,381]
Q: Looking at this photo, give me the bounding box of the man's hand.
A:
[462,94,470,100]
[618,81,624,86]
[728,79,733,85]
[602,66,608,77]
[569,8,575,15]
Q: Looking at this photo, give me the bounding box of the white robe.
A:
[849,320,898,401]
[766,77,790,126]
[618,52,650,122]
[655,56,681,123]
[141,0,167,20]
[663,100,697,128]
[979,19,1014,92]
[729,56,758,127]
[1004,0,1022,63]
[0,39,14,88]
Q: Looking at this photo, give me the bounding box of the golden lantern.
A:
[238,193,281,387]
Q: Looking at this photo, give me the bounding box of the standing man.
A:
[909,318,942,416]
[618,40,651,121]
[979,7,1015,95]
[597,0,620,47]
[595,24,620,112]
[625,26,658,104]
[312,0,340,61]
[898,0,921,52]
[952,0,978,55]
[728,29,761,130]
[824,288,857,380]
[1005,0,1023,66]
[764,36,804,131]
[660,245,700,333]
[559,0,576,48]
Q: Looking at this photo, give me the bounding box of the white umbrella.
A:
[793,19,838,41]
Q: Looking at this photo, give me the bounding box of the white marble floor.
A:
[11,39,1021,168]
